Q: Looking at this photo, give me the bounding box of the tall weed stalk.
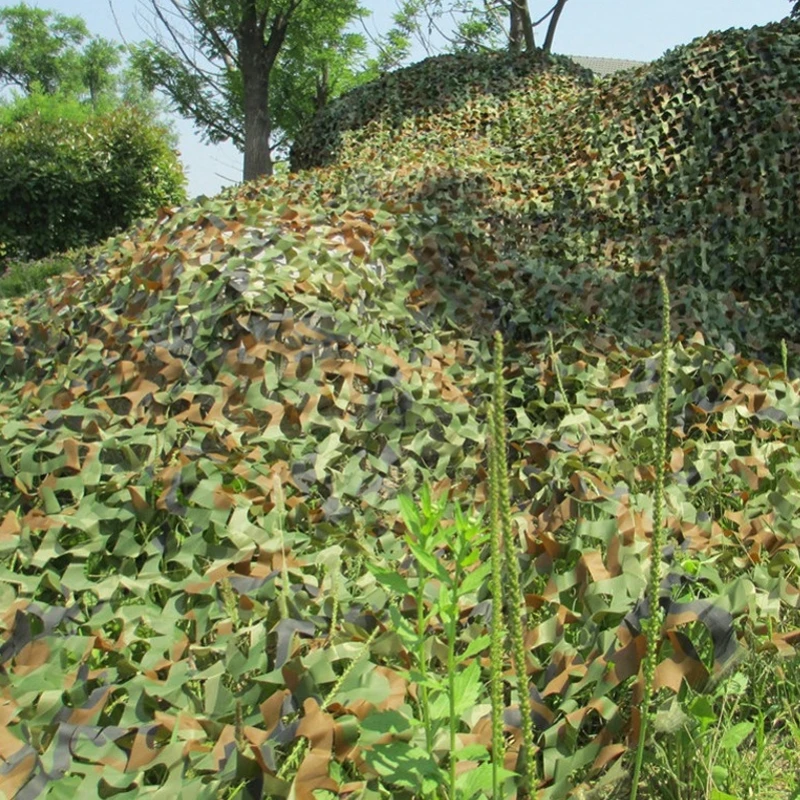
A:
[488,388,506,799]
[490,331,537,797]
[630,273,672,800]
[781,337,788,376]
[278,629,377,784]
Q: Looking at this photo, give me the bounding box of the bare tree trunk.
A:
[508,0,535,54]
[519,0,536,52]
[314,60,329,111]
[508,0,523,52]
[242,65,272,180]
[238,3,293,181]
[543,0,569,54]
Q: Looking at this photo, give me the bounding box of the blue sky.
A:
[1,0,793,196]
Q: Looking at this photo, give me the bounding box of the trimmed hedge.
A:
[0,102,186,260]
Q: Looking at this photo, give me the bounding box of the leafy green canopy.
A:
[132,0,372,172]
[0,4,185,263]
[0,104,186,260]
[0,3,121,102]
[0,18,799,800]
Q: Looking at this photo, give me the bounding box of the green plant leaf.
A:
[718,720,754,752]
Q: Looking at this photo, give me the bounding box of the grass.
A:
[635,652,800,800]
[0,245,94,298]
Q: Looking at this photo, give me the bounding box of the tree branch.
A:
[108,0,131,49]
[542,0,568,53]
[531,2,557,27]
[482,0,510,38]
[0,65,29,93]
[147,1,204,72]
[440,7,495,52]
[179,0,238,68]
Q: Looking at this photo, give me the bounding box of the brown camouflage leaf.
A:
[606,633,646,690]
[261,689,291,738]
[0,699,25,760]
[293,699,339,800]
[609,369,631,389]
[67,687,113,726]
[729,458,760,490]
[346,666,407,719]
[317,358,369,381]
[616,505,652,544]
[13,640,50,675]
[153,347,185,382]
[524,441,550,467]
[570,471,612,501]
[0,750,36,799]
[0,511,20,543]
[121,379,160,409]
[592,742,627,772]
[654,631,709,692]
[59,438,82,473]
[672,519,712,552]
[211,724,237,772]
[541,496,580,535]
[542,648,586,697]
[127,486,150,513]
[339,780,370,798]
[1,601,28,636]
[127,726,165,771]
[579,551,612,583]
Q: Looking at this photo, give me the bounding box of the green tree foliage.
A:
[0,101,186,260]
[270,24,375,153]
[81,37,124,107]
[0,5,186,264]
[383,0,568,56]
[0,3,122,100]
[133,0,369,180]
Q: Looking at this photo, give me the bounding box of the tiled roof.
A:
[565,55,647,77]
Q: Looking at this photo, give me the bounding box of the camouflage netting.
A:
[1,19,799,800]
[292,18,800,358]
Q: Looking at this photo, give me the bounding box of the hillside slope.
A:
[293,18,800,357]
[1,19,799,800]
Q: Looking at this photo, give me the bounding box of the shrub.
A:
[0,98,186,260]
[0,247,91,299]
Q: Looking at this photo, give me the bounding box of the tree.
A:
[792,0,799,18]
[81,38,124,107]
[270,26,375,151]
[0,6,186,262]
[508,0,535,53]
[0,4,122,101]
[0,99,186,261]
[132,0,368,181]
[384,0,570,57]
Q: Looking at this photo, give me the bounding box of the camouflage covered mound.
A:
[293,19,800,359]
[1,19,800,800]
[290,48,594,171]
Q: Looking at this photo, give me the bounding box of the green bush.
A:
[0,247,90,299]
[0,100,186,260]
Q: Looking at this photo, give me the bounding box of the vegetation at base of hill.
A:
[0,16,799,800]
[0,101,186,262]
[0,4,186,265]
[0,246,94,299]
